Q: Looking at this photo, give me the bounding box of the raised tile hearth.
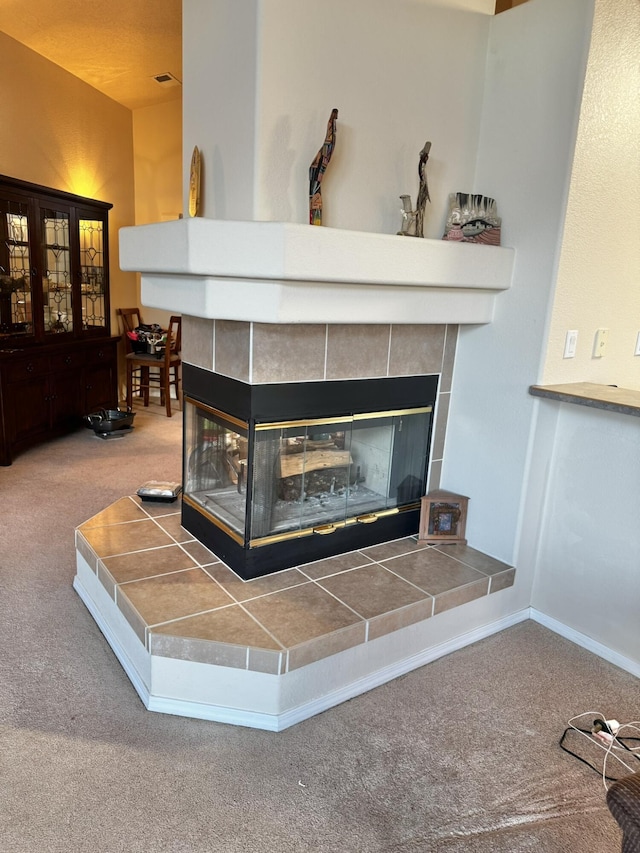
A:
[74,494,515,730]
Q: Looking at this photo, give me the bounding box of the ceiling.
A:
[0,0,182,111]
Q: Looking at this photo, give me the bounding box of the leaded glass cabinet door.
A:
[77,208,108,333]
[40,204,73,336]
[0,195,34,340]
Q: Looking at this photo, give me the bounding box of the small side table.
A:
[418,490,469,545]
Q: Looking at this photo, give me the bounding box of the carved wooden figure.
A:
[309,108,338,225]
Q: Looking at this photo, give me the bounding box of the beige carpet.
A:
[0,404,634,852]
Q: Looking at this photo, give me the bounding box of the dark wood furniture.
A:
[0,175,118,465]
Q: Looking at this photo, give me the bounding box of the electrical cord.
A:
[560,712,640,791]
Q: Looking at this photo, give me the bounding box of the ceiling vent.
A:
[152,72,181,88]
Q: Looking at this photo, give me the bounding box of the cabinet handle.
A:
[26,363,34,373]
[64,356,72,365]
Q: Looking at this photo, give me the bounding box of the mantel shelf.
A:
[119,218,515,325]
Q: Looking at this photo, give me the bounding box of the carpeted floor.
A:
[0,404,634,852]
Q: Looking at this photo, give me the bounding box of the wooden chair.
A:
[117,307,143,344]
[125,315,181,417]
[117,307,149,404]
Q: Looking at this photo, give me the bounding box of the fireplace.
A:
[181,364,438,579]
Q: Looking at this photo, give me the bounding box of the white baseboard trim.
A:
[73,575,152,707]
[530,608,640,680]
[148,608,531,732]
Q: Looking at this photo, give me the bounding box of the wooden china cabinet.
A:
[0,175,119,465]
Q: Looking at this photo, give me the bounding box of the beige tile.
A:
[152,604,280,647]
[298,550,375,580]
[489,568,516,593]
[388,325,446,376]
[431,392,450,461]
[116,593,147,644]
[381,548,487,595]
[287,622,366,670]
[79,497,147,529]
[116,567,233,628]
[360,536,429,562]
[325,324,390,379]
[440,325,458,392]
[81,518,175,559]
[317,564,428,619]
[432,543,512,576]
[368,598,434,641]
[248,648,284,675]
[154,514,195,543]
[434,578,489,614]
[151,634,248,668]
[242,583,363,648]
[180,540,220,566]
[204,563,307,601]
[251,323,326,383]
[75,531,97,572]
[97,561,116,599]
[101,544,198,585]
[214,320,250,381]
[181,315,214,370]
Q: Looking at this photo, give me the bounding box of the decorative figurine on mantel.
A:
[397,140,432,237]
[309,108,338,225]
[443,192,502,245]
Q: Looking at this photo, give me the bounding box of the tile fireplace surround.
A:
[98,219,518,728]
[74,495,515,731]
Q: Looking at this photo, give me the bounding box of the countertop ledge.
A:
[529,382,640,417]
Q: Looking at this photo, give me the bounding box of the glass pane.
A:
[184,401,248,538]
[41,208,72,334]
[346,410,431,517]
[0,202,33,338]
[79,218,107,330]
[345,415,395,517]
[250,420,351,540]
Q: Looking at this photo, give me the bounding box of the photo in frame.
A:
[418,490,469,544]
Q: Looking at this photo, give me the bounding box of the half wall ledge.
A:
[119,218,515,325]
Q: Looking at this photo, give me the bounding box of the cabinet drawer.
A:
[5,355,50,383]
[84,342,117,364]
[50,350,84,372]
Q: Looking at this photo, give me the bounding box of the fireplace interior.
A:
[182,364,438,579]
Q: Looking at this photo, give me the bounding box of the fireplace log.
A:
[279,449,352,479]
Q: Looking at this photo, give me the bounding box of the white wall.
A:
[442,0,594,565]
[254,0,490,237]
[526,0,640,666]
[182,0,259,221]
[530,401,640,666]
[542,0,640,389]
[183,0,491,238]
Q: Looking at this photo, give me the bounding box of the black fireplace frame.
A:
[182,363,438,580]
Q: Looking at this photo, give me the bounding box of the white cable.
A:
[565,712,640,792]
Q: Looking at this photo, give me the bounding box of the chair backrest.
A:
[117,308,143,353]
[168,315,181,354]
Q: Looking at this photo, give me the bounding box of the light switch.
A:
[593,328,608,358]
[563,330,578,358]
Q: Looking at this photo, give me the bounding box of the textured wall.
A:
[542,0,640,388]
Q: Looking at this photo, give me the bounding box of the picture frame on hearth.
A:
[418,490,469,545]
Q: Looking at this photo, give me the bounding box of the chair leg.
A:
[141,367,150,406]
[162,368,172,417]
[126,362,133,410]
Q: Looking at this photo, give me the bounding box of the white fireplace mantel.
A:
[119,218,515,325]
